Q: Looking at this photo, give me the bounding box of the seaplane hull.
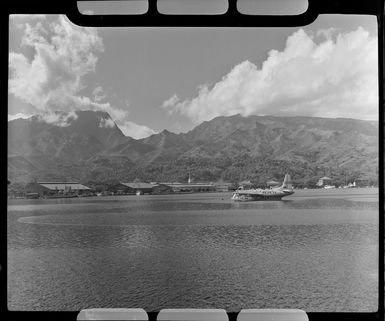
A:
[232,174,294,201]
[232,193,288,201]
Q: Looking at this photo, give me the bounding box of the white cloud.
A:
[10,14,47,27]
[37,111,79,127]
[73,95,128,121]
[162,94,180,109]
[316,27,337,39]
[9,16,103,111]
[99,117,115,128]
[162,27,378,123]
[11,14,46,20]
[8,113,33,121]
[92,86,106,102]
[117,121,158,139]
[9,15,157,139]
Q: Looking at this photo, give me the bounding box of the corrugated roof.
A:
[166,184,215,188]
[122,183,154,189]
[39,183,91,190]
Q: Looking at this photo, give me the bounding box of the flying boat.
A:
[232,174,294,201]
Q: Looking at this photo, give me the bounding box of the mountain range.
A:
[8,110,378,186]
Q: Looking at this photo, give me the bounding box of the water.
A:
[7,188,378,312]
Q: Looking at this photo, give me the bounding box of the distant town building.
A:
[216,185,229,192]
[215,182,237,192]
[165,183,216,193]
[117,182,154,195]
[111,180,237,195]
[25,182,92,197]
[152,184,174,194]
[344,181,357,188]
[316,176,332,187]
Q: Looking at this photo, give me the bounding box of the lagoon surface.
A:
[8,188,378,312]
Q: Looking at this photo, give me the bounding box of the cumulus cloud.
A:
[8,113,33,121]
[9,15,157,139]
[11,14,46,20]
[162,27,378,123]
[99,117,115,128]
[162,94,180,110]
[10,14,47,27]
[92,86,107,102]
[118,121,158,139]
[37,111,79,127]
[9,16,103,111]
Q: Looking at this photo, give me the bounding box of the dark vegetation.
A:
[8,110,379,195]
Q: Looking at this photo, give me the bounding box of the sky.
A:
[8,12,378,139]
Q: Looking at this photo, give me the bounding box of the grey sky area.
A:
[8,11,377,138]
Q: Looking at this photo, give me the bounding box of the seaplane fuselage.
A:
[232,174,294,201]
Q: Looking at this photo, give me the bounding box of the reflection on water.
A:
[8,189,378,312]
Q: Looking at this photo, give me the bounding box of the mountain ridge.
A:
[8,110,378,186]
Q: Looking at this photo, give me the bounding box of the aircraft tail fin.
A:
[281,174,293,189]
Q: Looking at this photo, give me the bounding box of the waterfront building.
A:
[215,182,236,192]
[25,182,92,197]
[165,183,216,193]
[118,182,154,195]
[114,181,228,194]
[316,176,332,187]
[152,184,174,194]
[215,184,229,192]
